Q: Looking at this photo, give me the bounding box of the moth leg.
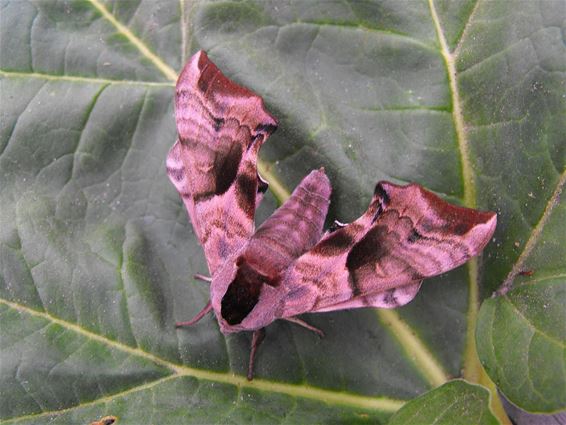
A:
[193,273,212,283]
[284,317,325,338]
[175,301,212,328]
[247,328,266,381]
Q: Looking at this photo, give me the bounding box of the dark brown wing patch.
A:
[221,259,268,325]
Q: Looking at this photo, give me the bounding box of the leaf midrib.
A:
[0,298,405,419]
[427,0,482,386]
[426,6,515,424]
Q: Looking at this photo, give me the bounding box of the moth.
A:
[167,51,497,380]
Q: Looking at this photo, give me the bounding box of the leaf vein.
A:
[495,169,566,296]
[0,70,174,87]
[504,296,566,349]
[86,0,177,81]
[180,0,191,64]
[0,298,405,414]
[526,331,552,403]
[300,21,436,52]
[428,0,482,385]
[1,375,178,424]
[378,309,448,387]
[68,84,109,185]
[453,0,482,56]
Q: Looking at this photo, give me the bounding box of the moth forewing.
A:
[167,50,277,277]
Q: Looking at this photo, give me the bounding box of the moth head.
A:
[210,255,283,333]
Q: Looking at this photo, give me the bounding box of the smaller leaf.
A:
[387,380,498,425]
[477,279,566,413]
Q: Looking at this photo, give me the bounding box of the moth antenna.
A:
[175,301,212,328]
[247,328,266,381]
[193,273,212,283]
[284,317,325,338]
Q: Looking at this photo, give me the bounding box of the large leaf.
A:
[1,0,564,423]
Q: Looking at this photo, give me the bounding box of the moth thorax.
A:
[220,257,274,325]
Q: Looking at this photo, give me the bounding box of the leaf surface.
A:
[1,0,564,423]
[388,380,499,425]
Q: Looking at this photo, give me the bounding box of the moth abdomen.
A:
[247,169,332,270]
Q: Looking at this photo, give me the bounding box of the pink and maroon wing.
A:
[312,281,423,313]
[241,169,331,277]
[166,51,277,275]
[280,182,497,317]
[218,169,331,327]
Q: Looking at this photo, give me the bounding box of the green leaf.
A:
[388,380,499,425]
[476,149,566,414]
[1,0,564,423]
[477,280,566,413]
